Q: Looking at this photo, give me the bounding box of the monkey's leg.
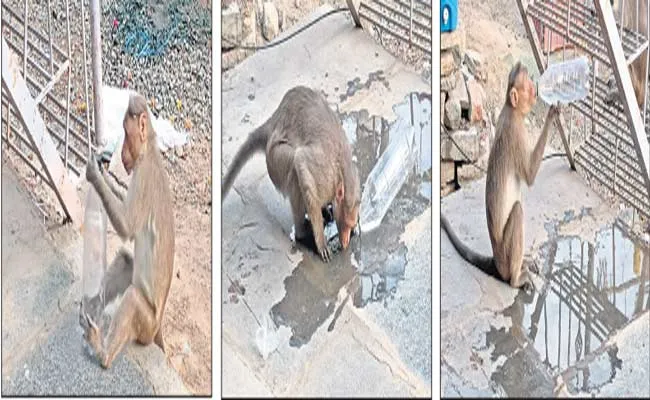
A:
[86,285,157,369]
[293,152,330,261]
[103,248,134,305]
[500,201,533,291]
[79,249,133,330]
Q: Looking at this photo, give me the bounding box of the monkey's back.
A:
[265,86,352,199]
[130,147,175,319]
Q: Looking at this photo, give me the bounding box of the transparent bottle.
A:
[81,185,108,325]
[536,56,590,105]
[359,119,417,232]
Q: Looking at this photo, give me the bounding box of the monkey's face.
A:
[121,113,147,174]
[335,203,358,249]
[516,70,537,113]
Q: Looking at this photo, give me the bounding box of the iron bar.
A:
[89,0,105,147]
[80,0,92,143]
[34,60,70,104]
[23,0,28,75]
[65,0,72,168]
[47,0,54,74]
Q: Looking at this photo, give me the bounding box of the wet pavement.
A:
[221,5,432,397]
[441,155,650,398]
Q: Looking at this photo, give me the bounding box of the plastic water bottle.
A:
[536,56,590,105]
[81,185,108,324]
[359,119,417,232]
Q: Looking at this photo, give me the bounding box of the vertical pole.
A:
[65,0,72,169]
[89,0,104,148]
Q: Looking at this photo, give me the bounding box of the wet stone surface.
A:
[270,92,432,348]
[485,211,650,396]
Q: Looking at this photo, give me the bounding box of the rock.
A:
[466,78,485,123]
[221,2,242,47]
[440,92,447,124]
[441,47,461,77]
[441,70,461,92]
[464,49,487,82]
[444,98,461,130]
[262,2,280,41]
[447,72,469,114]
[441,126,480,162]
[441,24,465,51]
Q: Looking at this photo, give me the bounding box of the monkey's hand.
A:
[316,238,331,263]
[86,152,102,185]
[548,104,561,120]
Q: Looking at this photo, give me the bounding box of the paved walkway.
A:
[1,165,187,395]
[221,5,432,397]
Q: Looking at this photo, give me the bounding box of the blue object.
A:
[441,0,458,33]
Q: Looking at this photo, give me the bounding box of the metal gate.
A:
[1,0,104,226]
[356,0,432,62]
[517,0,650,220]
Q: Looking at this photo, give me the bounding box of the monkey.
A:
[441,62,560,290]
[605,0,648,110]
[81,93,175,369]
[222,86,360,262]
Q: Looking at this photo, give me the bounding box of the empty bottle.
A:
[81,184,108,325]
[536,56,590,105]
[359,119,418,232]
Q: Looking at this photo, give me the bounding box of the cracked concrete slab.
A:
[221,5,431,397]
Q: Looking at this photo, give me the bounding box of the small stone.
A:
[441,24,465,51]
[441,48,461,77]
[441,127,480,161]
[466,78,485,123]
[465,49,487,82]
[447,73,469,118]
[262,2,280,41]
[444,99,461,130]
[441,70,460,92]
[440,92,446,123]
[221,2,242,47]
[175,146,185,159]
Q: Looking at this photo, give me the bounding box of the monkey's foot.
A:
[524,258,540,275]
[83,313,110,369]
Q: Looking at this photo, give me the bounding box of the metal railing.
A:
[1,0,104,226]
[358,0,432,61]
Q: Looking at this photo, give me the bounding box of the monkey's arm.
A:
[521,107,558,185]
[103,170,127,202]
[87,156,132,240]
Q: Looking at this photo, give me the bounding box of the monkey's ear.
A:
[138,112,147,143]
[510,88,518,108]
[336,183,345,203]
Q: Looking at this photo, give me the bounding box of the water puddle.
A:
[270,92,432,348]
[485,219,650,396]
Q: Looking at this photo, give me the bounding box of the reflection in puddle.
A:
[486,221,650,396]
[270,92,432,348]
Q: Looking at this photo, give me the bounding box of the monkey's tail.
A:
[441,213,505,282]
[222,126,270,200]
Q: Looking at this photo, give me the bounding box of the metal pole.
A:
[65,0,72,169]
[89,0,104,148]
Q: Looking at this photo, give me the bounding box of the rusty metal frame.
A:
[517,0,650,220]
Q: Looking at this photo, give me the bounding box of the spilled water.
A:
[485,217,650,396]
[270,91,432,348]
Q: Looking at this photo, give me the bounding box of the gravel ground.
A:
[2,0,211,395]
